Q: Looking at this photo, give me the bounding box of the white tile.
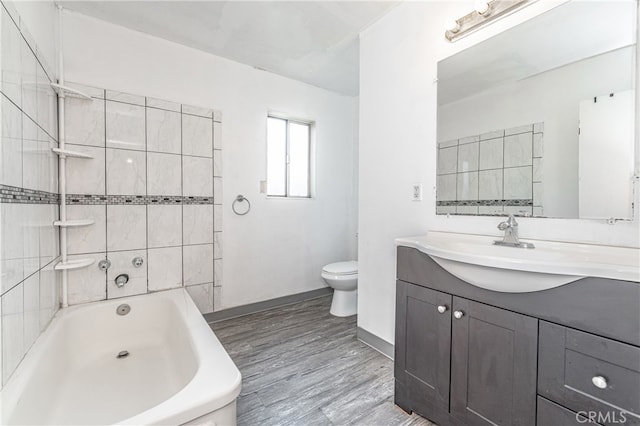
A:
[436,205,456,214]
[214,258,222,287]
[504,166,532,199]
[107,205,146,251]
[20,38,37,122]
[213,149,222,177]
[479,138,503,171]
[106,148,146,195]
[437,146,457,175]
[146,108,181,154]
[533,158,543,182]
[22,138,40,190]
[213,286,222,311]
[23,272,39,352]
[38,204,59,267]
[533,182,544,207]
[23,205,39,279]
[480,130,504,141]
[214,232,222,259]
[67,205,106,255]
[1,94,22,139]
[65,145,106,195]
[183,244,213,286]
[183,156,213,197]
[1,136,22,187]
[106,101,145,151]
[1,203,24,293]
[65,96,105,147]
[1,9,22,106]
[107,249,147,299]
[106,91,144,106]
[438,139,457,148]
[533,122,544,133]
[503,206,533,216]
[65,82,104,99]
[147,205,182,248]
[36,64,56,138]
[436,174,456,202]
[504,133,532,168]
[182,114,213,157]
[148,247,182,291]
[458,135,479,145]
[146,97,180,112]
[67,253,106,305]
[478,169,503,200]
[456,206,478,215]
[533,207,544,217]
[533,133,543,158]
[214,205,223,232]
[457,172,478,201]
[478,206,504,215]
[183,205,213,245]
[186,282,213,314]
[457,142,479,173]
[2,281,23,385]
[214,177,223,205]
[147,152,181,196]
[182,104,212,118]
[38,260,58,331]
[505,124,533,136]
[213,121,222,150]
[41,135,58,193]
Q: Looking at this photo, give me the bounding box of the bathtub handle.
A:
[115,274,129,288]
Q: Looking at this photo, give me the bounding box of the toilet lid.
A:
[323,261,358,275]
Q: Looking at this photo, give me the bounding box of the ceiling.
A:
[59,0,400,96]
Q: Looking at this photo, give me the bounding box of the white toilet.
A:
[321,261,358,317]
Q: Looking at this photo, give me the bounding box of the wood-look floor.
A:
[210,295,434,426]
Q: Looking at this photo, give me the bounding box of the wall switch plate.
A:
[412,183,422,201]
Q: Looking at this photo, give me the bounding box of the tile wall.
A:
[0,2,60,386]
[63,82,223,315]
[436,123,544,216]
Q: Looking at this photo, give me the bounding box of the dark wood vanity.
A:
[394,246,640,426]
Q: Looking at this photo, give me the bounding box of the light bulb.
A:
[445,20,460,33]
[475,0,491,15]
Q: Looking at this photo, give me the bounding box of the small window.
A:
[267,116,312,198]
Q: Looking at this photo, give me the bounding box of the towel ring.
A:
[232,195,251,215]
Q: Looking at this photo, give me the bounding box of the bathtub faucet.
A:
[115,274,129,288]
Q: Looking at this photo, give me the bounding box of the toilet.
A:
[321,261,358,317]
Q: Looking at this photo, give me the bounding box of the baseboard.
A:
[357,326,394,360]
[204,287,333,323]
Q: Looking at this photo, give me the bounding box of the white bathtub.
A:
[1,288,242,425]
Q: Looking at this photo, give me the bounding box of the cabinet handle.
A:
[592,376,608,389]
[453,310,464,319]
[437,305,448,314]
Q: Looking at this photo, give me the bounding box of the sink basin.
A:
[395,232,640,292]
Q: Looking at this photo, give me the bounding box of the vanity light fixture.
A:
[445,0,532,42]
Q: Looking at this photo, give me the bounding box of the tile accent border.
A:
[66,194,215,205]
[357,326,394,360]
[204,287,333,323]
[0,185,60,204]
[437,199,532,207]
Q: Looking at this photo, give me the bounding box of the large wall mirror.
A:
[436,1,637,219]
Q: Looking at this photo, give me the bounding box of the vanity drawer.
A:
[538,321,640,425]
[537,396,601,425]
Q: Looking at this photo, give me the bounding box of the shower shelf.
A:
[54,258,95,271]
[53,219,95,228]
[50,83,93,101]
[52,148,93,159]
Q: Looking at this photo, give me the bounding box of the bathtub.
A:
[1,288,242,425]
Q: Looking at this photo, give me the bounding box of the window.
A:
[267,116,312,198]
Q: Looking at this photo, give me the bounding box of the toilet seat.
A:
[322,261,358,275]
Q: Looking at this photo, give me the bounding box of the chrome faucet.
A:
[493,214,535,248]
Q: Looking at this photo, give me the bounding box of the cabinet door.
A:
[450,297,537,426]
[395,281,452,413]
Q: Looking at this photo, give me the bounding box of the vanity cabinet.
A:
[395,246,640,426]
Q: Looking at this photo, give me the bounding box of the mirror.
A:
[436,1,637,219]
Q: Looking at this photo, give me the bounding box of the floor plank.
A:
[210,295,434,426]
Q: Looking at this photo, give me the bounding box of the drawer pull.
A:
[453,310,464,319]
[437,305,448,314]
[591,375,608,389]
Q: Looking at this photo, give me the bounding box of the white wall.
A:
[62,11,358,310]
[358,0,639,345]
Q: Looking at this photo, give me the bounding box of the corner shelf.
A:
[54,219,95,228]
[50,83,93,101]
[54,258,95,271]
[52,148,93,159]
